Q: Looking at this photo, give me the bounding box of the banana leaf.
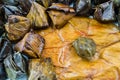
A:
[4,52,28,80]
[0,26,4,36]
[27,2,49,29]
[0,37,13,61]
[14,31,45,58]
[0,62,7,80]
[17,0,32,15]
[36,0,57,8]
[74,0,91,16]
[28,58,56,80]
[94,1,116,22]
[0,5,23,21]
[2,0,18,5]
[72,37,96,60]
[5,15,31,41]
[47,3,75,28]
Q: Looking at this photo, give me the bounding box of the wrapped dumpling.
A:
[74,0,91,16]
[0,63,7,80]
[27,2,49,29]
[14,31,45,58]
[47,3,75,28]
[36,0,57,8]
[4,52,28,80]
[28,58,56,80]
[5,15,31,41]
[0,37,12,61]
[17,0,32,15]
[94,1,116,22]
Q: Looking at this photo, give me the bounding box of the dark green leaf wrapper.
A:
[28,58,56,80]
[4,52,28,80]
[94,1,116,22]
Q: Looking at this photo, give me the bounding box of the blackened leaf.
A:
[2,0,18,5]
[36,0,57,8]
[4,52,28,80]
[58,0,75,5]
[1,5,22,20]
[74,0,91,16]
[0,62,7,80]
[14,31,45,58]
[47,3,75,29]
[0,37,12,61]
[28,58,56,80]
[113,0,120,8]
[0,26,4,36]
[117,8,120,30]
[72,37,96,60]
[18,0,32,14]
[94,0,110,5]
[94,1,116,22]
[27,2,49,29]
[5,15,31,41]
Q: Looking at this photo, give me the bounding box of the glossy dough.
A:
[37,17,120,80]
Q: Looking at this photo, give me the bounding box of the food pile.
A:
[0,0,120,80]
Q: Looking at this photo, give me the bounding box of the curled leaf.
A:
[18,0,32,14]
[28,58,56,80]
[47,3,75,28]
[36,0,57,8]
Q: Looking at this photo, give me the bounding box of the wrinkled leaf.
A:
[29,58,56,80]
[74,0,91,16]
[47,3,75,28]
[4,52,28,80]
[36,0,57,8]
[117,8,120,30]
[18,0,32,15]
[2,0,18,5]
[27,2,49,29]
[0,5,22,20]
[14,31,45,58]
[0,37,13,61]
[94,1,116,22]
[72,37,96,60]
[5,15,31,41]
[0,62,7,80]
[0,26,4,36]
